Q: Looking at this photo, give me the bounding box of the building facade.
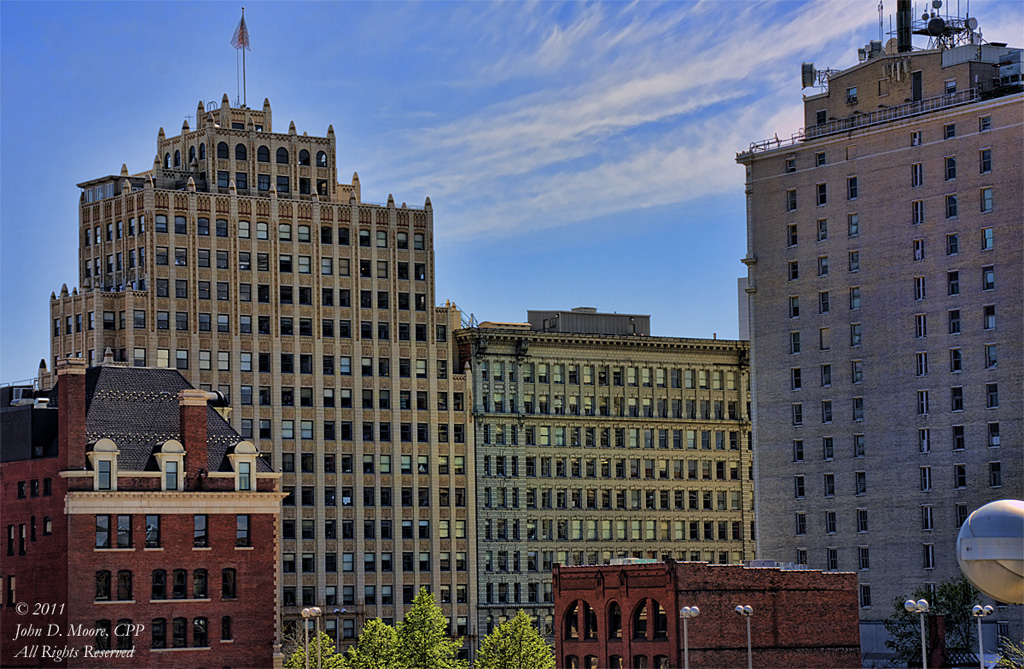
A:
[456,309,754,641]
[553,559,861,669]
[1,359,282,668]
[46,97,477,651]
[737,12,1022,656]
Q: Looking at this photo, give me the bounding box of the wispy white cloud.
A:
[358,1,882,238]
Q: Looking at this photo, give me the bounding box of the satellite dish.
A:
[928,16,946,35]
[957,500,1024,604]
[932,0,942,8]
[966,16,978,31]
[801,63,816,88]
[922,12,930,19]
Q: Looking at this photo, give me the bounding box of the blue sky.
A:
[2,1,1021,383]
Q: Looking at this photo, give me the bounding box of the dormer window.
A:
[228,441,259,492]
[155,440,185,492]
[89,439,119,491]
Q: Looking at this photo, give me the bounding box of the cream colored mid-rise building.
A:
[456,309,754,640]
[48,95,477,653]
[738,11,1021,657]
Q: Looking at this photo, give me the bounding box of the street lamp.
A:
[735,605,754,669]
[301,607,323,669]
[972,604,994,669]
[679,606,699,669]
[904,599,929,669]
[333,608,347,653]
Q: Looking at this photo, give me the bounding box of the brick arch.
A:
[607,599,623,639]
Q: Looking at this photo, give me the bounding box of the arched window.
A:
[299,149,310,166]
[151,569,166,599]
[236,143,247,161]
[609,656,624,669]
[95,620,111,650]
[633,601,648,639]
[316,151,327,167]
[583,602,598,639]
[256,221,269,239]
[151,618,166,649]
[95,570,111,601]
[565,656,580,669]
[653,601,668,639]
[279,223,292,241]
[221,616,233,641]
[321,226,333,244]
[188,146,196,163]
[172,617,187,647]
[298,225,311,242]
[164,153,170,168]
[193,569,207,598]
[632,656,649,669]
[172,569,187,599]
[376,230,388,248]
[193,617,208,647]
[257,146,270,162]
[654,656,670,669]
[217,142,229,159]
[222,568,237,598]
[198,143,205,159]
[585,657,599,669]
[608,601,622,638]
[116,618,133,649]
[276,147,289,164]
[116,570,132,600]
[564,601,579,639]
[174,150,181,167]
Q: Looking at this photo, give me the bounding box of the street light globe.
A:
[904,600,917,613]
[301,608,311,618]
[916,599,929,613]
[956,499,1024,604]
[743,605,753,615]
[735,605,744,615]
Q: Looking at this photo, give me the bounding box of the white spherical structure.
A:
[956,499,1024,604]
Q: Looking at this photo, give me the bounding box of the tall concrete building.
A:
[47,96,477,653]
[456,308,754,640]
[737,5,1021,658]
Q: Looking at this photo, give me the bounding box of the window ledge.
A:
[193,547,212,551]
[235,546,255,551]
[144,547,164,551]
[150,647,211,652]
[94,600,135,605]
[95,547,135,552]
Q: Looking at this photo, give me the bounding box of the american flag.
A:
[230,12,250,51]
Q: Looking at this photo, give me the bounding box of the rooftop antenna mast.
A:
[879,0,884,42]
[230,7,251,107]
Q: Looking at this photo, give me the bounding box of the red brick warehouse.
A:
[1,359,284,668]
[553,558,861,669]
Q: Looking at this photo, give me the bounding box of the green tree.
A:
[995,636,1024,669]
[477,609,555,669]
[340,618,400,669]
[395,587,467,669]
[284,630,344,669]
[883,575,981,666]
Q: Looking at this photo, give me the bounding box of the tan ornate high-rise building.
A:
[456,309,754,640]
[738,8,1021,658]
[47,96,477,653]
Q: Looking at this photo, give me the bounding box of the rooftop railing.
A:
[738,87,980,157]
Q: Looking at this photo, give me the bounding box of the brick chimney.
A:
[57,358,88,470]
[178,390,209,490]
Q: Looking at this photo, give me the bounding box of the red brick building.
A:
[1,359,284,668]
[553,559,860,669]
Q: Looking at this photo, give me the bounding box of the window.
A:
[911,130,922,146]
[790,331,801,354]
[787,224,798,246]
[986,383,999,408]
[794,476,805,498]
[911,163,923,187]
[816,183,827,206]
[944,123,955,139]
[947,271,960,296]
[983,305,995,330]
[982,265,995,291]
[785,157,796,173]
[845,86,857,103]
[920,466,932,491]
[789,296,800,318]
[911,199,924,225]
[817,256,829,276]
[946,194,957,218]
[817,218,827,241]
[786,189,797,211]
[850,323,862,347]
[945,156,957,180]
[818,292,830,314]
[914,276,926,300]
[846,176,858,200]
[194,515,208,548]
[979,148,991,173]
[788,260,799,280]
[980,188,993,213]
[791,403,803,426]
[989,462,1002,487]
[915,314,927,338]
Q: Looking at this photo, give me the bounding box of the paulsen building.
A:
[0,359,282,668]
[456,309,754,641]
[45,97,476,651]
[737,2,1022,657]
[553,559,860,669]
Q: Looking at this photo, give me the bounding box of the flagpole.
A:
[241,7,246,107]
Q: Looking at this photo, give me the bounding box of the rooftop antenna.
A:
[879,0,884,42]
[230,7,251,107]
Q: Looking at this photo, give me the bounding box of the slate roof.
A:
[50,365,272,473]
